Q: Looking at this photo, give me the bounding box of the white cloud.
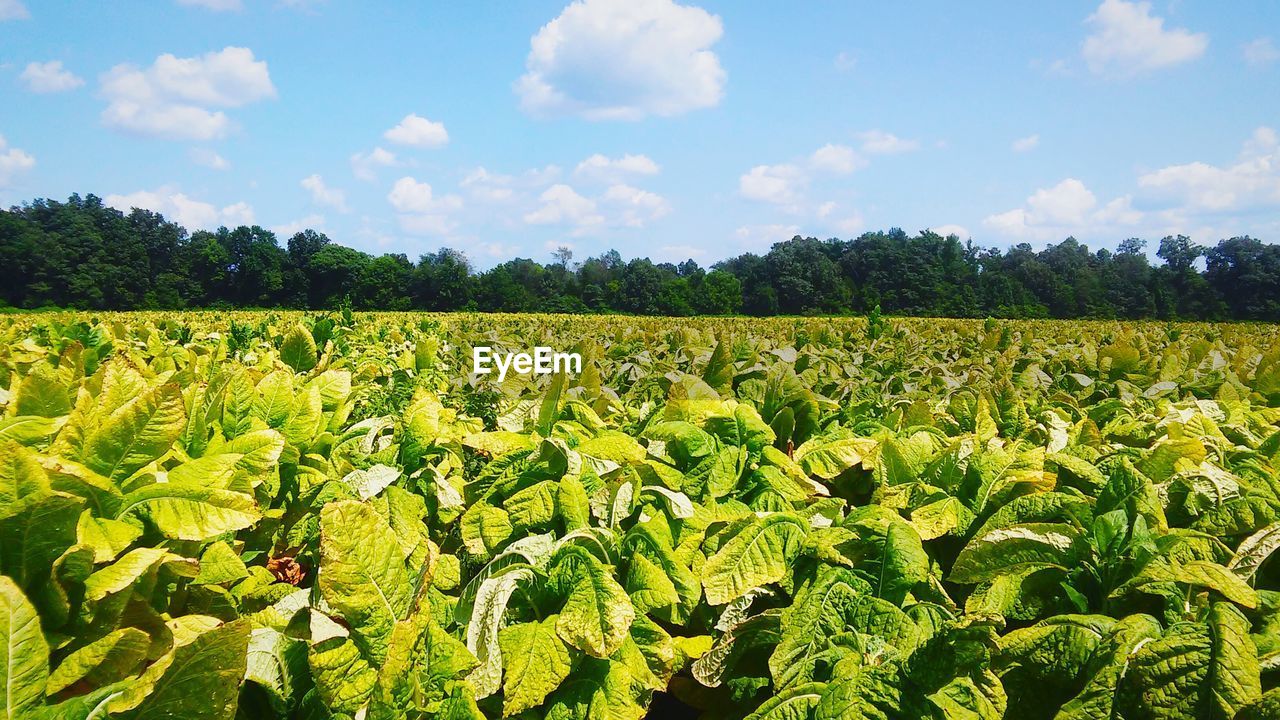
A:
[834,213,864,236]
[809,144,864,174]
[383,113,448,148]
[655,245,708,262]
[0,134,36,187]
[1081,0,1207,77]
[399,213,457,237]
[574,153,660,181]
[816,201,837,219]
[474,242,521,259]
[602,183,670,227]
[1243,38,1279,67]
[524,184,604,232]
[733,223,801,253]
[350,146,398,181]
[1012,134,1040,153]
[461,167,516,203]
[0,0,29,20]
[858,130,920,155]
[516,0,725,120]
[100,47,275,140]
[106,188,254,230]
[739,164,804,205]
[1138,126,1280,212]
[301,174,349,213]
[189,147,229,170]
[984,178,1143,239]
[176,0,242,10]
[834,51,857,72]
[388,176,462,235]
[388,176,435,214]
[461,165,562,203]
[20,61,84,93]
[929,224,969,238]
[271,214,325,237]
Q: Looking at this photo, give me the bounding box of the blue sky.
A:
[1,0,1278,267]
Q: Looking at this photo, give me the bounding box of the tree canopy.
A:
[3,193,1278,320]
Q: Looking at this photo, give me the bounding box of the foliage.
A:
[5,195,1280,320]
[0,311,1279,719]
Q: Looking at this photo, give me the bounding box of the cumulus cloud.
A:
[602,183,670,227]
[271,214,324,237]
[573,153,660,182]
[858,130,920,155]
[739,164,805,205]
[100,46,276,140]
[388,176,435,214]
[388,176,463,236]
[0,134,36,187]
[0,0,29,20]
[984,178,1142,239]
[1081,0,1207,77]
[516,0,725,120]
[1138,126,1280,212]
[176,0,242,10]
[1012,134,1040,153]
[461,165,562,203]
[1243,38,1279,67]
[189,147,229,170]
[383,113,448,148]
[350,147,398,181]
[301,174,349,213]
[106,188,255,230]
[20,61,84,93]
[809,144,864,174]
[524,184,604,231]
[930,224,970,238]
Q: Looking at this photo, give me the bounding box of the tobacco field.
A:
[2,311,1280,720]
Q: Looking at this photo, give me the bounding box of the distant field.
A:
[2,312,1278,719]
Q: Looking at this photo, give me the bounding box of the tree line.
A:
[2,193,1279,320]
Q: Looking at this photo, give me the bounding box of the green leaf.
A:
[307,635,377,714]
[461,503,514,560]
[499,616,574,717]
[1114,560,1257,609]
[82,383,186,482]
[194,540,249,586]
[83,547,192,603]
[319,500,413,666]
[466,565,536,699]
[0,440,51,504]
[45,627,149,695]
[1228,521,1280,580]
[76,512,142,564]
[107,619,249,720]
[1057,614,1163,720]
[625,551,680,614]
[243,627,307,714]
[0,492,82,589]
[795,435,877,480]
[554,547,635,658]
[703,513,808,605]
[950,523,1086,584]
[1,576,48,720]
[15,365,71,418]
[1120,603,1260,720]
[745,681,825,720]
[279,323,318,373]
[117,484,260,542]
[815,664,904,720]
[770,567,870,690]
